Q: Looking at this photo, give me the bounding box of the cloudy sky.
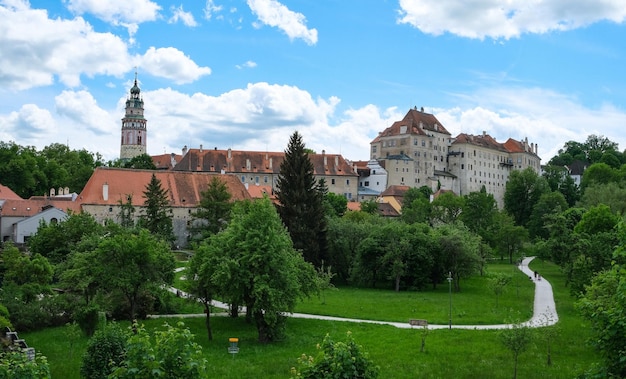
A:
[1,0,625,162]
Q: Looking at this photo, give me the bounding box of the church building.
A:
[120,71,147,161]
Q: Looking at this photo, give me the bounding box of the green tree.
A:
[430,191,465,225]
[579,181,626,216]
[492,212,528,264]
[190,176,233,241]
[28,211,103,265]
[324,191,348,218]
[326,214,372,282]
[504,167,549,227]
[401,186,432,224]
[90,229,175,320]
[80,323,127,379]
[110,322,207,379]
[461,187,498,243]
[527,191,568,240]
[276,132,328,267]
[0,350,51,379]
[202,197,317,343]
[489,272,512,308]
[435,224,482,292]
[292,332,379,379]
[499,322,533,379]
[580,162,619,188]
[359,199,379,215]
[117,194,136,229]
[123,153,157,170]
[139,174,174,244]
[577,223,626,377]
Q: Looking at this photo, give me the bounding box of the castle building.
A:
[120,71,147,161]
[371,108,541,208]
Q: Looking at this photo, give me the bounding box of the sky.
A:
[1,0,625,163]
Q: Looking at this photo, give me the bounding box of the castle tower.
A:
[120,70,147,161]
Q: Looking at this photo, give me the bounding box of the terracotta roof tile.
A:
[0,184,22,200]
[372,108,451,143]
[78,167,250,207]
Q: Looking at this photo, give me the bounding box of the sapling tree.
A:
[499,321,533,379]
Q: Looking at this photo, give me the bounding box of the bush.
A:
[0,350,51,379]
[74,303,100,337]
[80,323,127,379]
[292,332,379,379]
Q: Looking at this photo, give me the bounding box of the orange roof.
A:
[453,133,508,152]
[0,197,80,216]
[152,153,182,170]
[346,202,361,211]
[372,108,450,143]
[246,184,276,200]
[173,148,357,177]
[78,167,250,207]
[0,184,22,200]
[380,185,411,197]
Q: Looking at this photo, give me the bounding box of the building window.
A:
[264,176,268,183]
[241,175,245,182]
[372,146,377,153]
[364,181,370,187]
[255,176,259,184]
[331,178,335,185]
[461,164,464,169]
[346,179,350,185]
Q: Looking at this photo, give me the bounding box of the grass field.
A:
[23,260,599,378]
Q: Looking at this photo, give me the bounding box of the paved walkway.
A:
[159,256,558,330]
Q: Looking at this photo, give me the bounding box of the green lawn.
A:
[23,260,599,378]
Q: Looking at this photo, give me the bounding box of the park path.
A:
[160,256,558,330]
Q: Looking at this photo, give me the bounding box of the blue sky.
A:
[1,0,625,163]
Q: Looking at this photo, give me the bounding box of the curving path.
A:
[161,257,558,330]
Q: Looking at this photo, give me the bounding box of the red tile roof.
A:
[372,108,451,143]
[0,184,22,200]
[380,185,411,197]
[152,153,182,170]
[453,133,508,152]
[78,167,250,207]
[0,197,80,216]
[173,149,357,177]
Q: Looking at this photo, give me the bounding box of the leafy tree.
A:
[489,272,512,308]
[190,176,233,241]
[579,181,626,215]
[80,323,127,379]
[359,199,379,215]
[183,240,223,341]
[139,174,174,244]
[276,132,328,267]
[541,165,580,206]
[199,197,317,343]
[461,187,498,243]
[90,229,175,320]
[577,223,626,377]
[580,162,620,189]
[117,194,136,229]
[123,153,156,170]
[499,321,533,379]
[492,212,528,264]
[326,214,371,282]
[434,224,482,292]
[28,211,103,265]
[527,191,568,240]
[314,262,336,304]
[110,322,207,379]
[292,332,379,379]
[0,350,51,379]
[401,187,432,224]
[430,192,464,225]
[324,191,348,218]
[504,167,549,227]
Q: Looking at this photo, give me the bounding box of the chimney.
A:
[199,144,203,152]
[269,157,273,170]
[182,145,188,156]
[228,148,232,159]
[103,182,109,201]
[335,156,339,167]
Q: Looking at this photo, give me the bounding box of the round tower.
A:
[120,70,147,161]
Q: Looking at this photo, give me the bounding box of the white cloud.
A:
[247,0,318,45]
[433,87,626,161]
[0,3,131,90]
[0,104,57,141]
[235,60,257,69]
[169,5,198,27]
[65,0,161,37]
[55,90,115,135]
[204,0,223,20]
[397,0,626,39]
[138,47,212,84]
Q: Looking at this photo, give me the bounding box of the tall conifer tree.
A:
[140,173,175,244]
[276,132,328,267]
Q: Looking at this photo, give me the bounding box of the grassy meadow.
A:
[23,260,599,378]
